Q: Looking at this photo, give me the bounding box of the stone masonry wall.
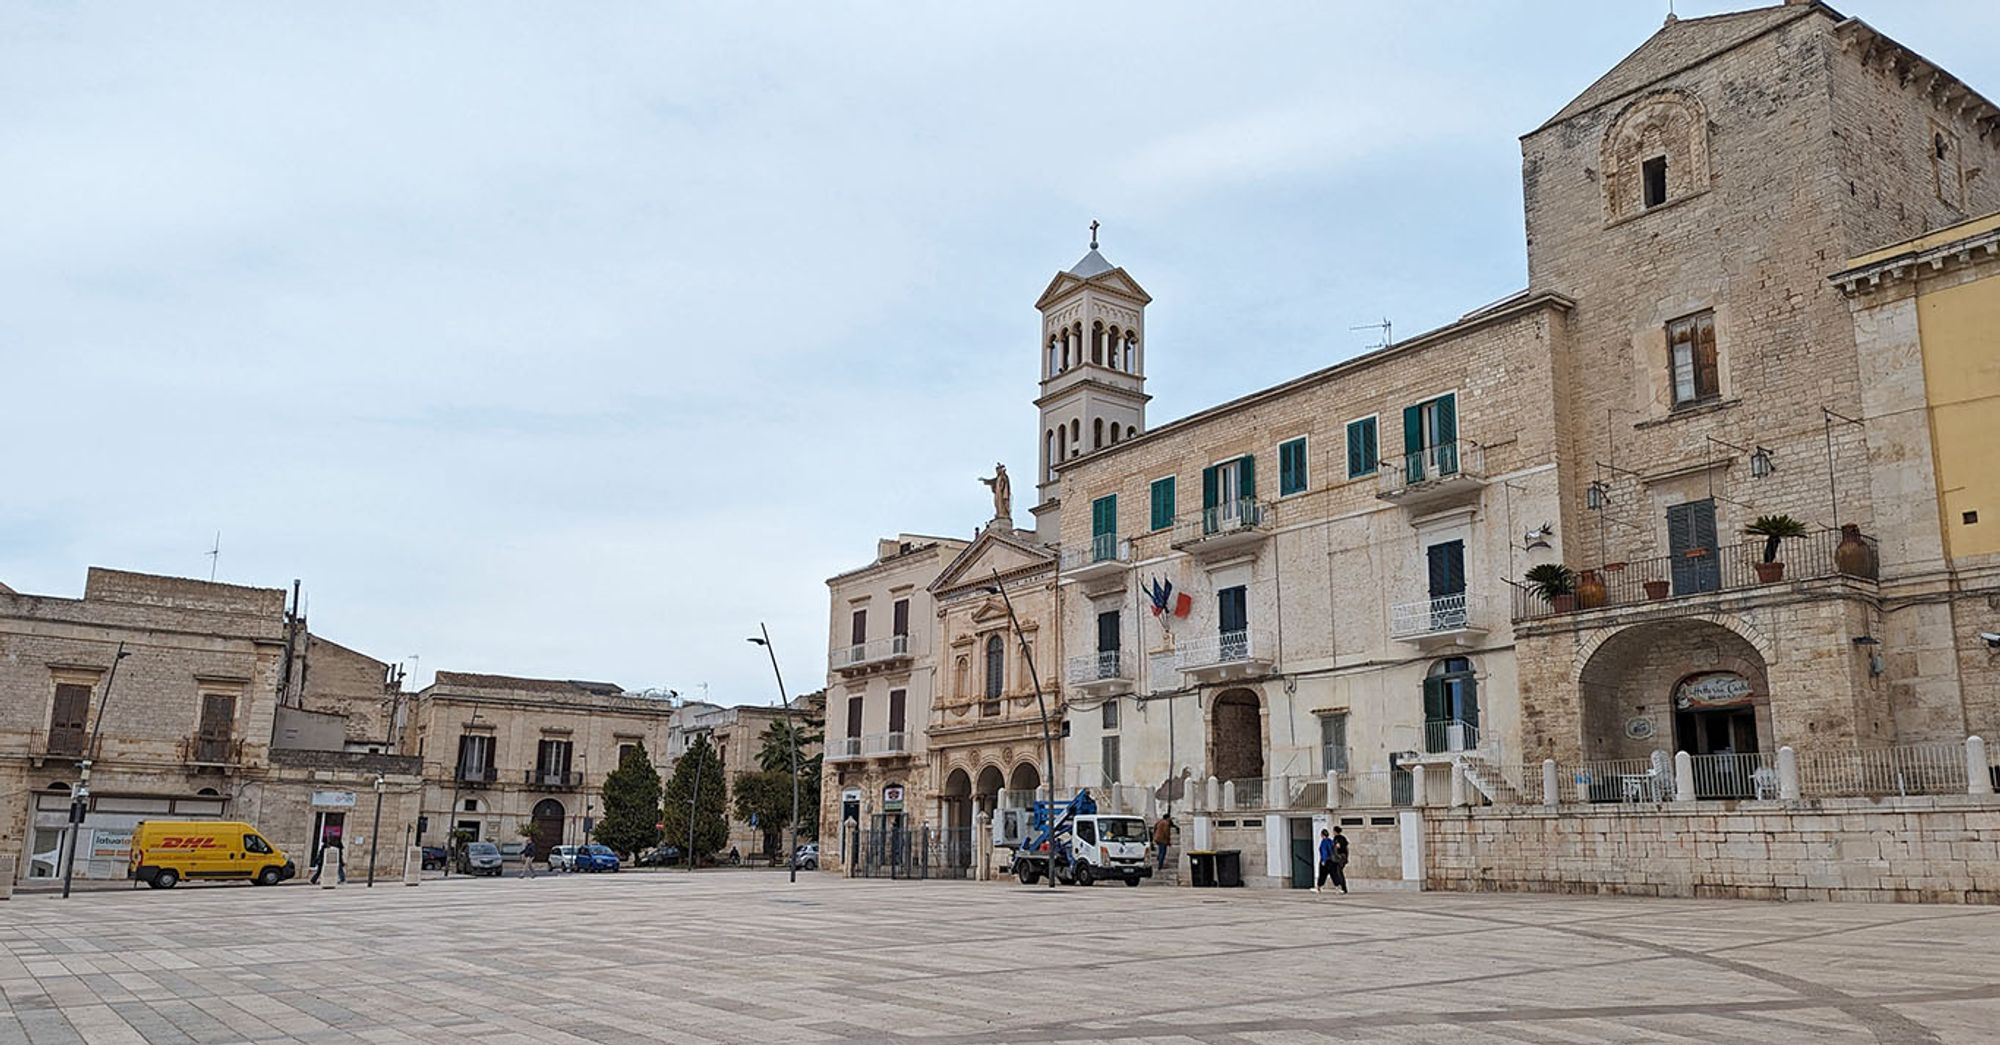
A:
[1426,795,2000,903]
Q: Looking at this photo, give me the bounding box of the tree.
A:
[595,743,664,858]
[662,733,729,862]
[755,719,823,842]
[732,770,794,859]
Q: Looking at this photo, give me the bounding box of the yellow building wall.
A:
[1920,273,2000,559]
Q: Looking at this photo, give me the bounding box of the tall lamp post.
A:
[63,642,131,900]
[366,775,386,887]
[981,571,1056,890]
[747,624,802,884]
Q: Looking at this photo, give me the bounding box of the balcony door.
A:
[1422,656,1478,753]
[196,693,235,762]
[536,738,573,784]
[48,683,91,757]
[1426,540,1466,630]
[457,734,495,780]
[1667,499,1722,595]
[1217,586,1248,660]
[1403,394,1458,482]
[1201,456,1254,533]
[1097,610,1120,677]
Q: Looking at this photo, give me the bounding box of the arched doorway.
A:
[1210,688,1264,783]
[530,799,565,855]
[1423,656,1479,752]
[1008,761,1040,797]
[942,768,972,868]
[1578,620,1771,798]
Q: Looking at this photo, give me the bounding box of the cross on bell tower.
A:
[1028,226,1153,541]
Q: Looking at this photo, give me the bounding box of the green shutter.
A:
[1346,421,1365,478]
[1092,494,1116,538]
[1150,477,1174,530]
[1434,395,1459,475]
[1403,404,1424,482]
[1364,419,1378,473]
[1238,455,1255,499]
[1279,438,1306,495]
[1201,465,1218,511]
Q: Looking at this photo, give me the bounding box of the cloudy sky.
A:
[4,2,1995,706]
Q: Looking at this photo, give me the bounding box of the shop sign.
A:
[1675,672,1754,710]
[882,784,905,812]
[311,790,358,809]
[90,827,133,861]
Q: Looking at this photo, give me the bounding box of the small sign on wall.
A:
[883,784,905,813]
[311,790,357,809]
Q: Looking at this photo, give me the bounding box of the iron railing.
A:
[1390,593,1484,638]
[1378,440,1485,496]
[1171,499,1272,546]
[826,737,864,763]
[1151,629,1271,674]
[828,634,913,671]
[1514,741,1977,804]
[861,732,910,757]
[523,770,583,788]
[1422,718,1482,755]
[1795,742,1967,797]
[1513,529,1877,620]
[1065,650,1131,685]
[454,764,498,785]
[1061,535,1131,571]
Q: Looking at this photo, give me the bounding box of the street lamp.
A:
[747,624,802,884]
[63,642,130,900]
[367,775,386,887]
[980,570,1057,890]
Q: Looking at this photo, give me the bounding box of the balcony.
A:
[861,732,912,760]
[1061,534,1132,587]
[455,764,499,785]
[523,769,583,789]
[1065,650,1134,697]
[829,634,914,676]
[1170,499,1274,560]
[180,736,245,770]
[1376,441,1486,512]
[27,730,86,767]
[827,737,865,763]
[1151,629,1274,683]
[1512,529,1878,622]
[1389,593,1490,649]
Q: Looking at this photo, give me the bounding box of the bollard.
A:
[1409,764,1428,808]
[1221,781,1237,812]
[843,817,859,878]
[319,845,342,890]
[403,846,423,886]
[1968,736,1992,796]
[0,854,14,900]
[1673,750,1695,802]
[1777,746,1800,801]
[974,812,992,881]
[1448,763,1468,807]
[1542,759,1559,808]
[1325,770,1341,811]
[1206,776,1221,812]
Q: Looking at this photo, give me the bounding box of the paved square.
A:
[2,873,1997,1044]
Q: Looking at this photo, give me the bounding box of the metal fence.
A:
[856,824,974,880]
[1514,740,1986,804]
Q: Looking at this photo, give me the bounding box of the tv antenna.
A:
[1350,317,1393,350]
[205,531,221,581]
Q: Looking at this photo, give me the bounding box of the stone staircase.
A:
[1457,753,1527,805]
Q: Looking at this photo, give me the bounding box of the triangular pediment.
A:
[930,526,1055,595]
[1034,266,1153,311]
[1541,5,1811,129]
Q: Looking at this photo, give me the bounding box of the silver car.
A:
[460,841,503,876]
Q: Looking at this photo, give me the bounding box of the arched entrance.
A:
[1008,761,1040,796]
[1579,620,1771,798]
[942,768,972,833]
[530,799,565,855]
[1210,688,1264,783]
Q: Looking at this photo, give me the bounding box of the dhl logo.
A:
[154,836,222,850]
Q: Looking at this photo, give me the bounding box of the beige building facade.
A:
[665,699,798,857]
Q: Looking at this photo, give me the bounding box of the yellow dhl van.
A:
[128,820,296,889]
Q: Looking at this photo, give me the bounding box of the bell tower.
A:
[1030,224,1152,541]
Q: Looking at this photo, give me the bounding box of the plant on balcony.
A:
[1643,576,1671,600]
[1576,569,1607,609]
[1524,563,1578,612]
[1744,513,1807,582]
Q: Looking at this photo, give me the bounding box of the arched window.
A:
[1070,418,1081,455]
[1057,425,1066,462]
[1107,326,1121,370]
[955,655,969,697]
[1048,338,1058,376]
[1091,322,1104,365]
[1061,334,1070,371]
[984,635,1005,698]
[1423,656,1480,753]
[1109,425,1120,445]
[1093,418,1104,449]
[1045,430,1056,481]
[1125,334,1136,372]
[1127,425,1137,440]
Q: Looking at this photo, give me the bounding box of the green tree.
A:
[662,733,729,862]
[595,743,664,858]
[732,770,794,859]
[755,718,823,842]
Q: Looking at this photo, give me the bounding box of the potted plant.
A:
[1643,576,1671,600]
[1744,513,1808,583]
[1525,563,1578,613]
[1576,568,1608,609]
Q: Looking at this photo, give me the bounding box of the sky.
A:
[4,1,1996,707]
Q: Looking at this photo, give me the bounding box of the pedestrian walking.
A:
[521,839,537,879]
[1314,827,1349,895]
[1152,814,1173,870]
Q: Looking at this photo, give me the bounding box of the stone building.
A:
[0,568,421,884]
[665,698,804,858]
[402,672,674,854]
[1509,2,2000,773]
[819,534,966,860]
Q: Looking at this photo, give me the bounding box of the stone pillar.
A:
[1272,773,1291,812]
[1968,737,1992,796]
[1448,763,1468,807]
[1673,750,1695,803]
[843,817,859,878]
[0,854,14,900]
[1541,759,1559,808]
[1206,775,1221,812]
[1325,770,1340,810]
[402,846,423,886]
[1777,746,1800,801]
[1221,780,1237,811]
[1409,765,1428,808]
[1397,810,1424,887]
[974,812,993,882]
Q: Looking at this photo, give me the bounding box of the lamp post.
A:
[981,571,1056,890]
[684,728,708,873]
[367,775,386,887]
[747,624,802,884]
[63,642,131,900]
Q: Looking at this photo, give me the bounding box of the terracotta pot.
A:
[1576,569,1607,609]
[1643,579,1671,600]
[1753,560,1785,584]
[1834,524,1878,579]
[1550,594,1577,613]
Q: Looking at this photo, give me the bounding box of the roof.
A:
[1539,3,1818,129]
[1068,249,1116,277]
[1830,207,2000,293]
[431,672,625,697]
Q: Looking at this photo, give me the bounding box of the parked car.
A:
[637,844,682,867]
[421,846,448,870]
[791,844,819,871]
[548,845,580,872]
[128,820,295,889]
[576,844,621,872]
[458,841,504,876]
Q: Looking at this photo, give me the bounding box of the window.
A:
[892,599,909,638]
[1149,476,1175,530]
[1200,456,1255,532]
[849,608,867,647]
[47,682,91,757]
[1101,736,1121,786]
[456,734,495,778]
[1401,394,1458,481]
[1319,713,1349,774]
[1096,610,1120,655]
[536,738,573,781]
[1667,311,1719,407]
[243,834,273,855]
[1642,155,1668,208]
[845,696,863,739]
[888,689,907,734]
[1279,437,1308,496]
[1345,417,1378,478]
[1423,657,1480,753]
[984,635,1005,699]
[1218,585,1248,643]
[1101,698,1119,730]
[1933,125,1964,207]
[1090,494,1117,560]
[618,742,639,766]
[196,693,236,762]
[1093,417,1104,449]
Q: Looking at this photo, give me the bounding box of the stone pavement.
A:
[2,871,1998,1044]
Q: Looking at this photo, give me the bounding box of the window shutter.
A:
[1201,465,1218,511]
[1403,404,1423,454]
[1435,395,1457,445]
[1238,455,1255,499]
[1346,422,1365,477]
[1422,676,1448,725]
[1694,318,1719,398]
[1150,478,1173,529]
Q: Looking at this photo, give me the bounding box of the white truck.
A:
[1006,791,1153,887]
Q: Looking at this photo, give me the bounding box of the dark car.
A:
[421,846,448,870]
[637,845,682,867]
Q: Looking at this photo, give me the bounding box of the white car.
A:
[548,845,580,871]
